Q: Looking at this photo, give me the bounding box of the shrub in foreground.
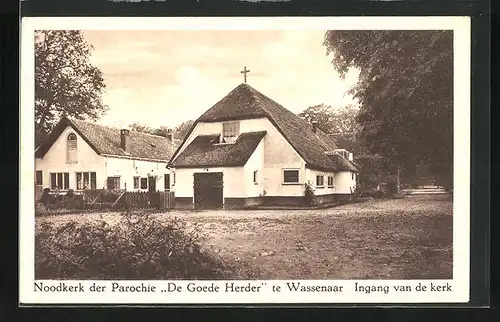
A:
[35,212,233,279]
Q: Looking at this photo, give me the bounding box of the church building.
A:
[168,81,358,210]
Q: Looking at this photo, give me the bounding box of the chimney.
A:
[348,152,354,161]
[166,129,174,143]
[120,129,130,150]
[312,121,318,133]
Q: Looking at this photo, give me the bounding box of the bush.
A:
[35,212,233,279]
[303,182,315,206]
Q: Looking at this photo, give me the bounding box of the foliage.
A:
[173,120,195,142]
[40,190,84,210]
[129,120,195,142]
[35,30,107,146]
[303,182,315,206]
[324,30,453,188]
[35,212,233,279]
[298,103,390,186]
[298,103,360,135]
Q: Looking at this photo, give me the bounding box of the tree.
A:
[298,103,388,186]
[173,120,195,141]
[35,30,107,145]
[298,103,360,134]
[324,30,453,189]
[129,122,153,134]
[128,120,195,142]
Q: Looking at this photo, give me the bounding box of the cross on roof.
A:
[240,66,250,83]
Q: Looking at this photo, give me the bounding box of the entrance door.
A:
[148,176,157,192]
[193,172,223,210]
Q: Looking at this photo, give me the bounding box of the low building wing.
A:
[35,117,178,162]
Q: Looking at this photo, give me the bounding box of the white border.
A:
[20,16,471,305]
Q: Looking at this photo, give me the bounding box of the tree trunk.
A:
[396,166,401,194]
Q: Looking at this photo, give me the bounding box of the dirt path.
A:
[36,195,453,280]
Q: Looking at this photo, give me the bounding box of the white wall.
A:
[35,125,105,190]
[335,171,357,194]
[305,168,337,195]
[173,167,245,200]
[105,157,169,191]
[35,124,169,191]
[259,119,305,197]
[243,138,265,198]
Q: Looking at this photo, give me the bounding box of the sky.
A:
[82,30,360,129]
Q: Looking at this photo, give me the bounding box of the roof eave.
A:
[170,163,246,169]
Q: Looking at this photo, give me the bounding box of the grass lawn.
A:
[36,194,453,280]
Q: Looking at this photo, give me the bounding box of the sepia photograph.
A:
[20,17,471,304]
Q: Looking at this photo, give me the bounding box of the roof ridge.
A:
[70,118,169,139]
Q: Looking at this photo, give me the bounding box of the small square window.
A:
[107,177,121,190]
[222,121,240,143]
[283,169,299,183]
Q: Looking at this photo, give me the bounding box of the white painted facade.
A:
[334,171,357,194]
[35,125,170,193]
[170,117,356,201]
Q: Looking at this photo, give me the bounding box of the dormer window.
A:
[334,149,352,160]
[222,121,240,143]
[67,132,77,163]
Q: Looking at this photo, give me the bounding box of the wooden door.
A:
[193,172,223,210]
[148,176,157,192]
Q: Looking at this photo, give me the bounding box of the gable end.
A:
[35,117,101,159]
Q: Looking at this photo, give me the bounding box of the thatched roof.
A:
[171,131,266,168]
[35,117,177,162]
[187,83,357,172]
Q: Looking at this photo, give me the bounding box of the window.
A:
[133,177,140,189]
[50,172,69,190]
[50,173,56,189]
[253,170,258,184]
[316,175,324,188]
[90,172,96,189]
[107,176,120,190]
[164,174,170,191]
[76,172,96,190]
[36,171,42,186]
[283,169,299,183]
[67,133,78,163]
[222,121,240,143]
[173,172,176,185]
[328,176,334,188]
[140,178,148,189]
[352,172,356,181]
[76,173,82,189]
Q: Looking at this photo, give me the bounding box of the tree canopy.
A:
[298,104,360,135]
[35,30,107,145]
[324,30,453,187]
[129,120,195,142]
